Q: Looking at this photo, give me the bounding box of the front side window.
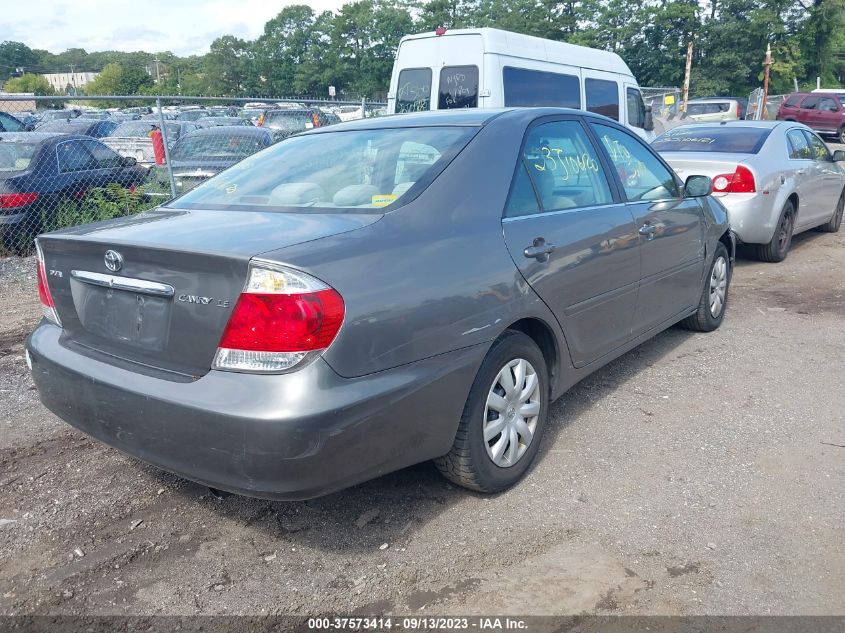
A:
[626,88,646,128]
[438,65,478,110]
[585,78,619,121]
[57,141,94,173]
[503,67,580,109]
[83,140,123,168]
[593,123,679,201]
[171,126,476,212]
[804,131,832,161]
[520,120,613,212]
[786,129,812,159]
[396,68,432,113]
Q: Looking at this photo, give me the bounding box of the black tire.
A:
[680,242,731,332]
[754,201,795,263]
[435,330,550,493]
[818,190,844,233]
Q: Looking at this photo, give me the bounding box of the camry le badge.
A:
[104,250,124,272]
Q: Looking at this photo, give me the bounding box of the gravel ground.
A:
[0,225,843,617]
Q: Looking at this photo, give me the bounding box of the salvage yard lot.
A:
[1,228,844,616]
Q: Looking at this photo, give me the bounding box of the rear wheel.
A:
[754,201,795,263]
[435,331,549,493]
[819,190,844,233]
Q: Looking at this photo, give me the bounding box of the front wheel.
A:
[435,331,549,493]
[680,242,731,332]
[819,190,844,233]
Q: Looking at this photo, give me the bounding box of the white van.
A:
[387,27,655,140]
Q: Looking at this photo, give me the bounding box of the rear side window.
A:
[504,163,541,218]
[653,127,772,154]
[593,123,679,201]
[784,95,802,107]
[585,78,619,121]
[503,67,580,108]
[626,88,646,129]
[438,66,478,109]
[520,120,613,212]
[396,68,432,113]
[800,96,819,110]
[786,129,812,159]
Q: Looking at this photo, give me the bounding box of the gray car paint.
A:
[28,108,733,499]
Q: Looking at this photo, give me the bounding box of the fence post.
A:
[156,97,178,199]
[361,96,366,120]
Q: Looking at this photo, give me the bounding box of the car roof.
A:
[182,126,270,137]
[307,107,612,133]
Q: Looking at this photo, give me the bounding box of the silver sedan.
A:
[653,121,845,261]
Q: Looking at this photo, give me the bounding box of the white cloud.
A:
[5,0,349,57]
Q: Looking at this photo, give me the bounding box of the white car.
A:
[654,121,845,261]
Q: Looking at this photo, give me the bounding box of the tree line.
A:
[1,0,843,103]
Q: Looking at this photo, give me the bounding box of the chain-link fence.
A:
[0,95,386,256]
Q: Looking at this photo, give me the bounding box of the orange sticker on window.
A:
[371,194,398,207]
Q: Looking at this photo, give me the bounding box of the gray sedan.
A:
[27,108,733,500]
[654,121,845,262]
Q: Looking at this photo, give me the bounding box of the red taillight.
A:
[435,26,447,35]
[219,290,344,352]
[35,241,61,326]
[736,103,741,119]
[0,192,38,209]
[712,165,756,193]
[213,264,344,373]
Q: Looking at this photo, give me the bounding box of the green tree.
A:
[4,73,56,95]
[0,41,38,81]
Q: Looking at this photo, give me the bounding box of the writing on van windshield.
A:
[533,146,599,181]
[441,72,472,107]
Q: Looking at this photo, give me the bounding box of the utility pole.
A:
[69,64,76,96]
[760,44,772,121]
[681,41,693,114]
[154,57,161,84]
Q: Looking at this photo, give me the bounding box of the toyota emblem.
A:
[104,250,123,272]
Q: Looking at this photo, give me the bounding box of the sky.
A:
[5,0,349,58]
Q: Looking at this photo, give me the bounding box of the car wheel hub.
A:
[709,256,727,318]
[483,358,541,468]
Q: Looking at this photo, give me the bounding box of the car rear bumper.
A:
[713,192,776,244]
[27,322,485,500]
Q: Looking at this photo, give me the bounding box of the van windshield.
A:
[168,126,477,213]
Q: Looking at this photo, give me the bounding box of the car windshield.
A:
[653,127,772,153]
[262,111,314,132]
[109,121,180,137]
[170,126,476,212]
[171,134,265,160]
[0,142,38,172]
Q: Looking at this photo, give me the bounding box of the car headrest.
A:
[269,183,325,206]
[333,184,379,207]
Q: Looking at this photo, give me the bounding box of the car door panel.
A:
[803,131,843,224]
[500,118,640,368]
[590,122,705,335]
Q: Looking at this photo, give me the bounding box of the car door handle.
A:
[523,238,556,261]
[638,223,656,239]
[796,169,807,175]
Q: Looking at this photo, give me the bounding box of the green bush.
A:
[41,184,160,234]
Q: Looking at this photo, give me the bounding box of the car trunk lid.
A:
[38,206,381,378]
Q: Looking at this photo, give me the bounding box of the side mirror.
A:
[644,105,655,132]
[833,150,845,162]
[121,155,137,167]
[684,175,712,198]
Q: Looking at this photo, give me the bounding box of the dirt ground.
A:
[1,224,843,617]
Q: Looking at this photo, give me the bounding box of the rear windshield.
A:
[262,111,315,132]
[687,102,730,115]
[169,126,476,212]
[653,127,772,153]
[171,134,265,160]
[0,142,38,172]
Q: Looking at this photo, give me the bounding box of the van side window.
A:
[626,87,646,128]
[396,68,432,113]
[522,120,613,212]
[585,78,620,121]
[439,66,478,109]
[503,67,580,108]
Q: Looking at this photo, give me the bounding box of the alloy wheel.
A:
[483,358,541,468]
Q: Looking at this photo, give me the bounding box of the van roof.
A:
[398,28,634,77]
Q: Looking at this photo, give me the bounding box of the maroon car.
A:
[777,92,845,143]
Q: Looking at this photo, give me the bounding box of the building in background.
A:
[41,72,99,95]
